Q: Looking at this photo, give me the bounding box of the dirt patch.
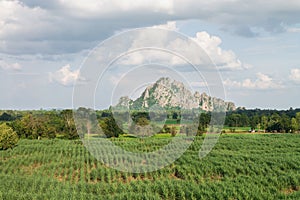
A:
[54,174,65,182]
[210,174,223,181]
[281,186,300,195]
[20,162,42,175]
[169,173,183,180]
[71,169,80,183]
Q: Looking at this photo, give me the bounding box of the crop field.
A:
[1,134,300,199]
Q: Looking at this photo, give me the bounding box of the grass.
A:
[1,134,300,199]
[223,126,252,133]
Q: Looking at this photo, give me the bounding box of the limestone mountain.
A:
[115,77,236,111]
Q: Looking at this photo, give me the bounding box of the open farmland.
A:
[1,134,300,199]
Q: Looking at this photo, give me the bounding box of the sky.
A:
[0,0,300,110]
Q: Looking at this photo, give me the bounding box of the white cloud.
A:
[224,72,283,90]
[0,60,22,71]
[152,21,178,31]
[0,1,54,40]
[58,0,174,18]
[49,64,83,86]
[289,68,300,83]
[120,22,249,70]
[192,31,245,70]
[223,79,242,88]
[1,0,300,54]
[287,28,300,33]
[40,0,300,27]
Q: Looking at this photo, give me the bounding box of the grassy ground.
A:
[1,134,300,199]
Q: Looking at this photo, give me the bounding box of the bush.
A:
[0,123,19,150]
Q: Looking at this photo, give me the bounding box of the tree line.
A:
[1,110,78,140]
[225,108,300,133]
[0,107,300,143]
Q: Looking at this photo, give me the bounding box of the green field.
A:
[1,134,300,199]
[223,126,251,132]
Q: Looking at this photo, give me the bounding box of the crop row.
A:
[1,134,300,199]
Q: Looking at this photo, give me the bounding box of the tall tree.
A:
[280,113,291,133]
[291,118,299,133]
[61,110,79,139]
[296,112,300,130]
[261,115,268,132]
[267,113,282,132]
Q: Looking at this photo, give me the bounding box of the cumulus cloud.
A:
[152,21,178,31]
[224,73,283,90]
[58,0,174,18]
[49,64,83,86]
[192,31,247,70]
[0,1,55,41]
[287,28,300,33]
[120,22,249,70]
[1,0,300,54]
[0,60,22,71]
[289,68,300,83]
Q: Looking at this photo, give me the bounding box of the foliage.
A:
[9,110,83,140]
[0,112,15,121]
[0,123,19,150]
[162,124,171,133]
[291,118,298,132]
[99,116,124,138]
[198,112,210,135]
[171,126,177,137]
[226,109,300,133]
[10,114,57,139]
[2,107,300,141]
[61,110,79,139]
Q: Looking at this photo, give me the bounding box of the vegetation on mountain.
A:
[115,77,236,111]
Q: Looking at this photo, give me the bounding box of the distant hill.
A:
[115,77,236,112]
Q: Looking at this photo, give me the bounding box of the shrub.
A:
[0,123,19,150]
[163,124,171,133]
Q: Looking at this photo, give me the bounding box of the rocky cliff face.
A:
[115,77,236,111]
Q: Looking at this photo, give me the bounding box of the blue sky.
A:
[0,0,299,110]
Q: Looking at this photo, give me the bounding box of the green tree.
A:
[61,110,79,139]
[198,113,210,134]
[291,118,299,133]
[296,112,300,131]
[240,114,249,127]
[250,115,260,130]
[280,113,291,133]
[11,114,56,139]
[267,113,282,132]
[261,115,268,132]
[0,123,19,150]
[226,114,241,128]
[100,116,124,138]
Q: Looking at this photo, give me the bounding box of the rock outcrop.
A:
[115,77,236,111]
